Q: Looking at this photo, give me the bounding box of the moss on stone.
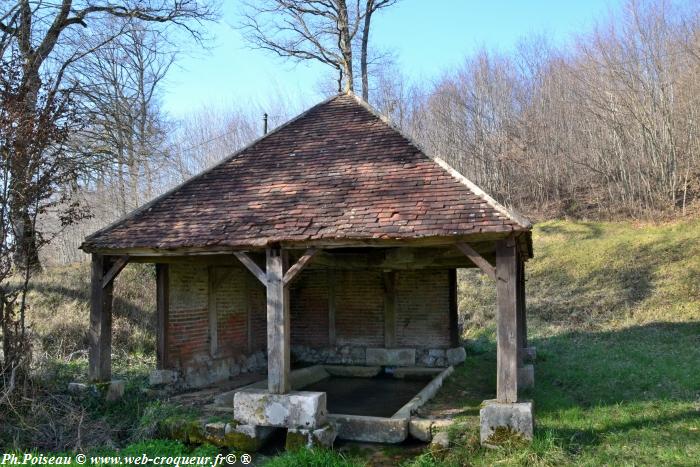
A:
[285,430,309,451]
[225,432,262,452]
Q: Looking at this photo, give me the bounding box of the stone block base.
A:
[408,418,456,442]
[479,400,534,446]
[234,389,327,429]
[329,414,408,443]
[225,424,276,451]
[149,369,178,386]
[446,347,467,365]
[285,424,337,450]
[366,348,416,366]
[518,364,535,390]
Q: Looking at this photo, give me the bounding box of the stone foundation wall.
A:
[291,345,466,368]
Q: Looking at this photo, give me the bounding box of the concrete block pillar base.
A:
[479,400,534,446]
[518,364,535,390]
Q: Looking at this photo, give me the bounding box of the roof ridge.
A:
[344,91,532,230]
[82,93,344,247]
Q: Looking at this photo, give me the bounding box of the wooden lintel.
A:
[282,248,317,287]
[456,243,496,280]
[101,255,129,288]
[234,251,267,286]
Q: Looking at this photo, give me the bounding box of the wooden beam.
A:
[266,247,290,394]
[328,270,337,346]
[282,247,317,287]
[456,243,496,280]
[234,251,268,286]
[89,254,113,382]
[156,264,169,369]
[496,238,518,403]
[448,269,459,347]
[100,255,129,289]
[383,271,396,348]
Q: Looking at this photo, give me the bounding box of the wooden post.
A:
[89,254,114,382]
[266,246,290,394]
[156,264,169,369]
[516,257,527,366]
[383,271,396,348]
[496,238,519,403]
[448,268,459,347]
[328,270,337,346]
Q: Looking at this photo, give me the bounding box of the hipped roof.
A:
[81,93,531,254]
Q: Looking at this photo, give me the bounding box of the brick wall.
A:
[166,262,454,375]
[333,270,385,346]
[167,263,209,364]
[211,266,248,356]
[166,262,267,370]
[290,270,330,347]
[395,270,451,347]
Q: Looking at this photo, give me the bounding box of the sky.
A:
[161,0,626,118]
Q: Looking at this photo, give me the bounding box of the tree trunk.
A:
[337,0,354,93]
[361,0,374,101]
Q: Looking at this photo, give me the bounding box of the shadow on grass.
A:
[437,321,700,454]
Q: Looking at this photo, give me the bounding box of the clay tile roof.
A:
[81,93,531,253]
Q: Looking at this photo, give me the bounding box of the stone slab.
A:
[105,380,125,401]
[446,347,467,365]
[285,424,337,450]
[329,414,408,443]
[393,366,454,418]
[366,348,416,367]
[392,367,442,379]
[323,365,382,378]
[234,389,327,429]
[149,369,178,386]
[408,418,433,442]
[225,423,276,451]
[479,400,534,446]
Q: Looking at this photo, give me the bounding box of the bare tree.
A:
[0,0,218,270]
[360,0,396,100]
[239,0,399,97]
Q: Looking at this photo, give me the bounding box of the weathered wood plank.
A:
[496,238,518,403]
[328,270,337,346]
[156,263,169,369]
[266,247,290,394]
[516,257,527,365]
[456,243,496,280]
[448,268,459,347]
[100,255,129,289]
[89,254,113,382]
[383,271,396,348]
[234,251,267,286]
[282,247,317,286]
